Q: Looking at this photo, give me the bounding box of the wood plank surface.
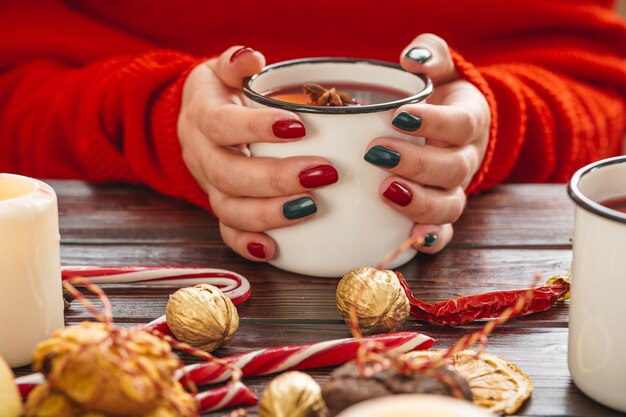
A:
[13,182,623,417]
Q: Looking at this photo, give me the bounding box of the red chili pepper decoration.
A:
[395,272,570,326]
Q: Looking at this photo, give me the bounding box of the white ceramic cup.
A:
[243,58,432,277]
[335,394,491,417]
[0,174,64,367]
[567,156,626,412]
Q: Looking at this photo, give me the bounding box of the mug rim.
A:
[568,155,626,224]
[242,57,433,114]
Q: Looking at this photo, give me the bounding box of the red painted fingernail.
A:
[299,165,339,188]
[247,242,267,259]
[383,181,412,206]
[272,120,306,139]
[230,46,253,63]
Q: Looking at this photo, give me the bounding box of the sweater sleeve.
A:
[0,0,210,209]
[453,4,626,193]
[0,52,210,209]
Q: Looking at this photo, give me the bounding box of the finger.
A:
[400,33,457,84]
[364,139,479,188]
[200,104,306,145]
[209,187,318,232]
[219,222,276,261]
[210,45,266,89]
[411,223,454,254]
[390,103,481,146]
[379,178,466,225]
[201,145,338,197]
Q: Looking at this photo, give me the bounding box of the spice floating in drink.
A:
[267,82,408,106]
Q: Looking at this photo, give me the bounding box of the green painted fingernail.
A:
[364,145,400,168]
[423,233,438,247]
[283,197,317,220]
[405,47,432,64]
[392,111,422,132]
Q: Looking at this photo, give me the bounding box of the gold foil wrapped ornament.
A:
[25,382,196,417]
[25,322,197,417]
[166,284,239,352]
[336,267,410,335]
[259,371,326,417]
[25,384,80,417]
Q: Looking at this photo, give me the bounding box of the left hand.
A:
[364,33,491,254]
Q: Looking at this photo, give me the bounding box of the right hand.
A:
[177,46,339,262]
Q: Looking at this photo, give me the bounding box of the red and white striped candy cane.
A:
[15,373,257,413]
[197,381,258,413]
[62,266,251,336]
[180,331,434,385]
[16,332,433,397]
[61,266,251,306]
[15,373,43,399]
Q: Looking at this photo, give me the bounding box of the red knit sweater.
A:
[1,0,625,210]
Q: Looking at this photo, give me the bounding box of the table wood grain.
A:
[14,182,626,416]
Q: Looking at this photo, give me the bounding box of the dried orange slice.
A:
[406,350,533,415]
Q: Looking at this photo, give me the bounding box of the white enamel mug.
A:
[243,58,432,277]
[567,156,626,412]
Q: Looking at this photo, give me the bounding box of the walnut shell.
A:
[166,284,239,352]
[259,371,326,417]
[336,267,410,335]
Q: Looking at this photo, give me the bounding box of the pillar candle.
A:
[0,174,64,367]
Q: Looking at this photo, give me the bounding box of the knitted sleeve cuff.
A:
[101,50,214,211]
[149,57,212,211]
[449,49,499,194]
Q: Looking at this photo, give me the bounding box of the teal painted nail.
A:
[423,233,438,247]
[364,145,400,168]
[283,197,317,220]
[392,111,422,132]
[405,47,432,64]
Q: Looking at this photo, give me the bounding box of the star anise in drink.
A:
[303,83,357,106]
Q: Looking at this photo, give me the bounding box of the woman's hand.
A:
[178,46,339,262]
[365,34,490,253]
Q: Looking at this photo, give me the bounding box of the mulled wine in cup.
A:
[567,155,626,412]
[243,58,432,277]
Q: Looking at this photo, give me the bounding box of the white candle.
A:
[0,174,64,367]
[336,394,491,417]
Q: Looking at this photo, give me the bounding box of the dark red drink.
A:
[266,82,408,106]
[600,196,626,213]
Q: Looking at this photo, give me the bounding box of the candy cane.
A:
[61,266,251,306]
[62,266,252,336]
[197,382,258,413]
[181,331,434,385]
[17,332,434,398]
[16,373,43,398]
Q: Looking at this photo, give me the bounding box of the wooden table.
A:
[14,182,626,416]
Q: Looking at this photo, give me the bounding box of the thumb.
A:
[400,33,458,84]
[209,45,266,89]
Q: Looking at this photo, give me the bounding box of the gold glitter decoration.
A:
[24,322,196,417]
